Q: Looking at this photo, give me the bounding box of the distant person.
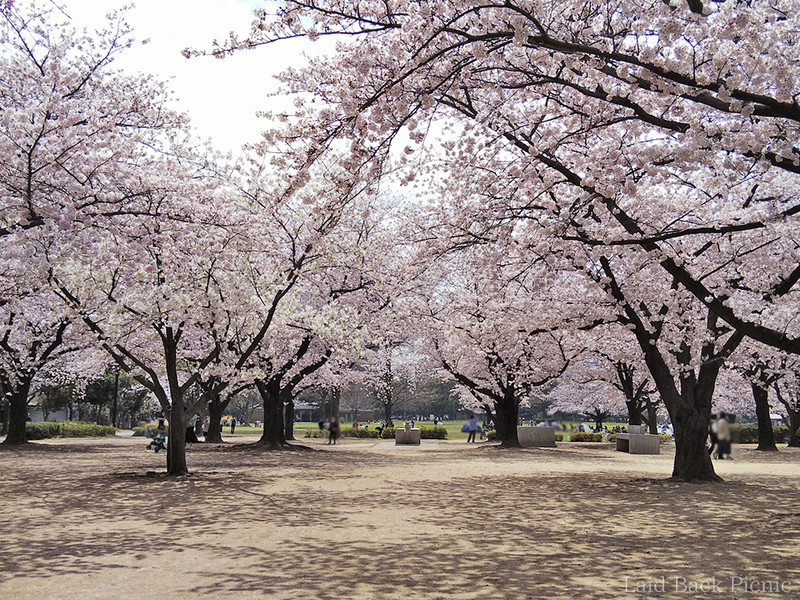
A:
[202,416,210,440]
[194,415,204,440]
[716,412,732,460]
[467,414,479,443]
[352,419,359,430]
[230,417,237,435]
[708,413,718,457]
[186,415,200,443]
[328,417,340,445]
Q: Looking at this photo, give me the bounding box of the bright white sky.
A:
[59,0,314,156]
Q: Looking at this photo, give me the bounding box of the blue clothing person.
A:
[467,415,479,443]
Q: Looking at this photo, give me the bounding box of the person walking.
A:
[194,415,204,441]
[328,417,340,445]
[716,412,732,460]
[186,415,200,443]
[230,417,237,435]
[708,413,718,457]
[467,414,479,443]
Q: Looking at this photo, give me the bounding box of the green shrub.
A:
[342,427,381,438]
[419,425,447,439]
[730,423,789,444]
[25,421,117,439]
[568,432,605,442]
[25,422,62,440]
[303,429,328,438]
[60,422,117,437]
[555,432,564,442]
[381,427,396,439]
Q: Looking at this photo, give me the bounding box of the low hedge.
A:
[304,429,328,438]
[26,421,117,440]
[568,432,605,442]
[379,426,448,440]
[343,427,382,439]
[419,425,448,440]
[730,423,790,444]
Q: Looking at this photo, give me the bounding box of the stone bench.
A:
[517,426,556,447]
[395,427,421,445]
[615,425,660,454]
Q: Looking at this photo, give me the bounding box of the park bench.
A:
[516,426,556,447]
[615,425,660,454]
[395,424,421,445]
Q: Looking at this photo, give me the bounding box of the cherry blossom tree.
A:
[208,0,800,480]
[0,288,78,444]
[546,378,623,431]
[48,164,252,474]
[225,0,800,359]
[0,4,186,240]
[549,352,659,432]
[408,242,608,446]
[773,365,800,448]
[0,4,199,446]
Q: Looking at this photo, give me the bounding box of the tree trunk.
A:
[383,400,392,426]
[494,393,520,447]
[111,368,119,428]
[256,380,285,449]
[331,386,341,423]
[625,399,643,426]
[205,396,226,443]
[645,400,658,435]
[593,413,605,431]
[2,380,32,446]
[752,382,778,451]
[379,361,393,426]
[283,396,295,441]
[642,349,722,482]
[0,401,8,436]
[166,402,189,476]
[670,404,719,482]
[787,411,800,448]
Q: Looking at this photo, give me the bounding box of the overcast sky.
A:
[59,0,313,156]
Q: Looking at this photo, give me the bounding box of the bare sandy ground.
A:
[1,436,799,600]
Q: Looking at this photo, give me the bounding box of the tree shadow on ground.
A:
[1,440,799,599]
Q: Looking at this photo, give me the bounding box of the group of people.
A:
[147,413,245,451]
[708,412,733,460]
[145,415,167,452]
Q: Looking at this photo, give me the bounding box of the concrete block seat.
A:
[395,427,421,445]
[615,425,660,454]
[516,426,556,447]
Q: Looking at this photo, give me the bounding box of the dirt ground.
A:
[1,436,799,600]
